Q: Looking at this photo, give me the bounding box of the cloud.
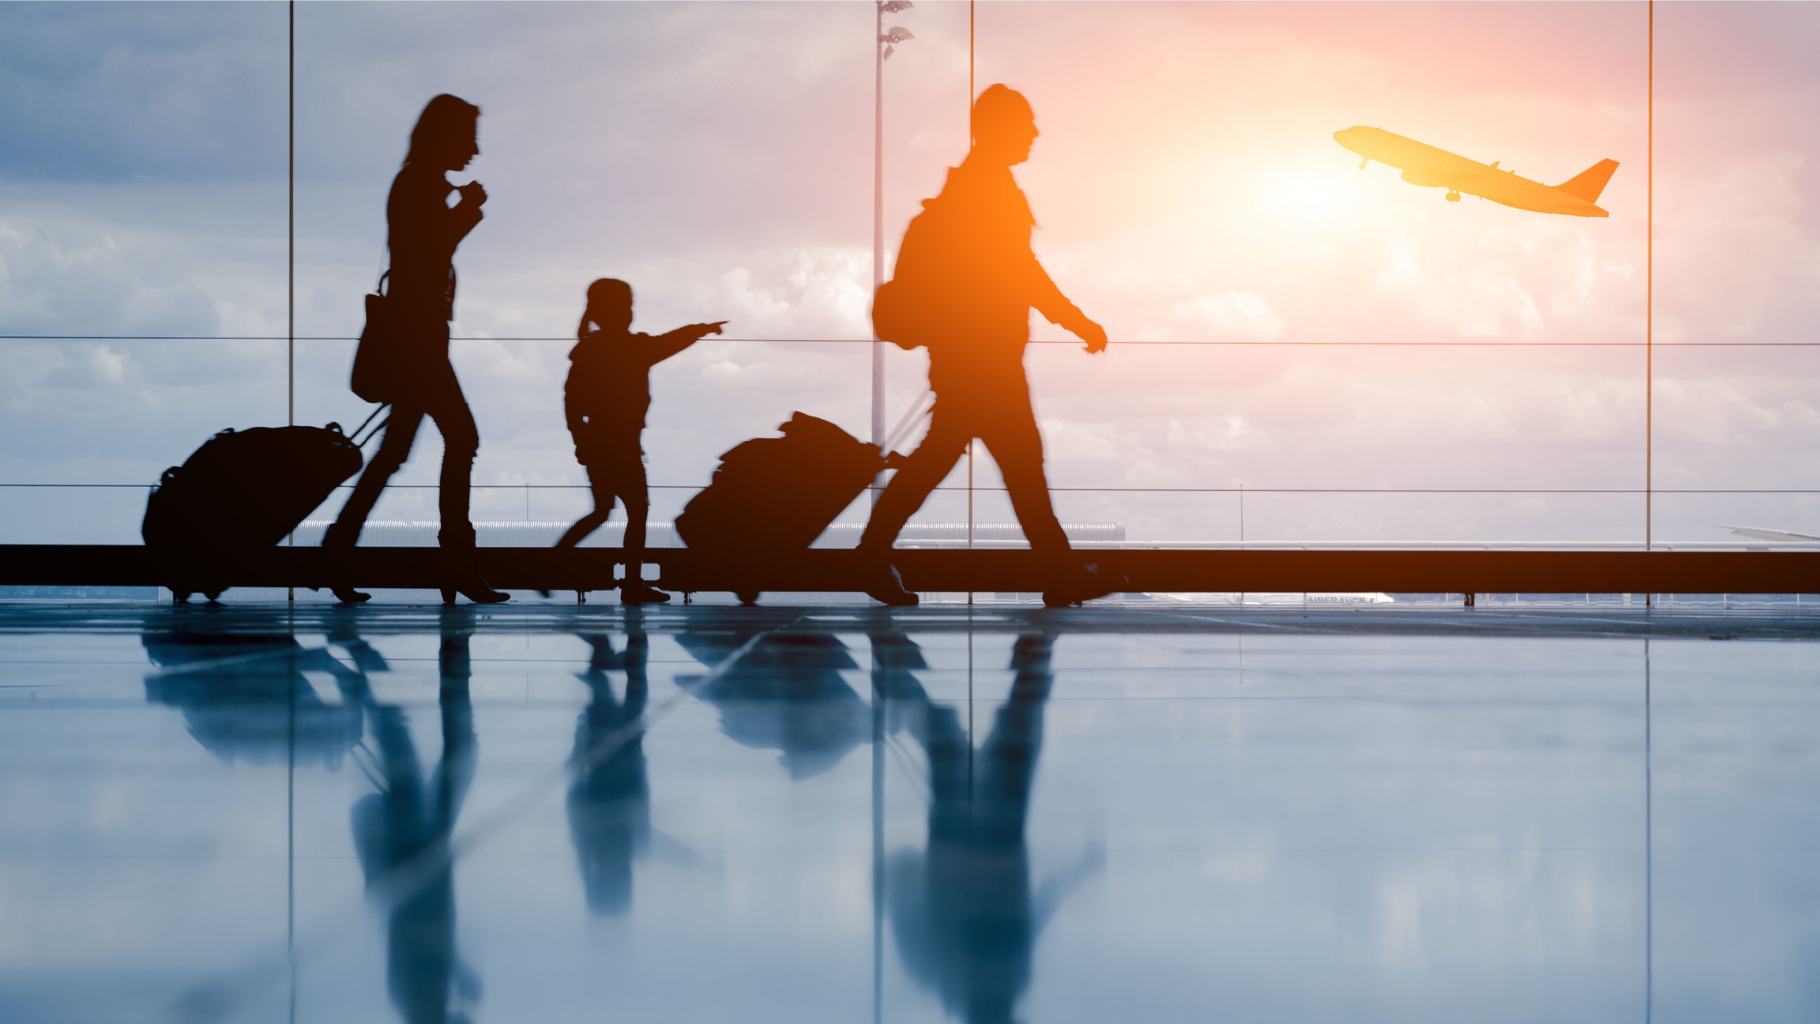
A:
[1654,152,1820,342]
[0,4,288,182]
[40,343,127,388]
[686,248,871,340]
[1174,291,1285,342]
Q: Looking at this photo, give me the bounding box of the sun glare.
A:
[1257,170,1343,226]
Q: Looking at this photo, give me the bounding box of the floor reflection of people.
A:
[885,630,1100,1024]
[350,609,482,1024]
[675,622,872,780]
[141,619,364,768]
[566,618,651,915]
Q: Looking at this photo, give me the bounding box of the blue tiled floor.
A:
[1,603,1817,1023]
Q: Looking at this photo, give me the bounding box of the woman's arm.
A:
[444,181,486,248]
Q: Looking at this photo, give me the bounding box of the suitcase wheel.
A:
[204,591,223,603]
[172,591,192,604]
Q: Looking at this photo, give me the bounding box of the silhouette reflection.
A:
[142,619,364,767]
[676,623,873,780]
[884,630,1101,1024]
[134,611,1105,1023]
[566,618,652,915]
[349,609,482,1024]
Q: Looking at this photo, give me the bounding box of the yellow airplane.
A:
[1334,125,1617,217]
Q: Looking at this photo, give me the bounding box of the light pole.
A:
[871,11,913,1010]
[873,1,913,500]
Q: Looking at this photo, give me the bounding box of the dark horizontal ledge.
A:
[7,483,1820,495]
[2,546,1815,597]
[4,335,1818,347]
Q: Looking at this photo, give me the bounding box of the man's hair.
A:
[406,93,481,165]
[971,84,1034,140]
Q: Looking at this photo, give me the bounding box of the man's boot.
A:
[1042,560,1120,608]
[859,549,918,606]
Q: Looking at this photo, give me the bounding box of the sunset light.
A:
[2,4,1818,1022]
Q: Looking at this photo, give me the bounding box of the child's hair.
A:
[579,278,633,337]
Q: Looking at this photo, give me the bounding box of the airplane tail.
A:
[1556,158,1619,204]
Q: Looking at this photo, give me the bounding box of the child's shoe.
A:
[621,581,672,605]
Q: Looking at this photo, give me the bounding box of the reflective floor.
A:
[2,603,1818,1024]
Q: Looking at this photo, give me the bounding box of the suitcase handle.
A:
[884,390,934,454]
[349,404,390,448]
[325,406,389,448]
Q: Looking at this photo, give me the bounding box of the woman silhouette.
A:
[326,94,507,605]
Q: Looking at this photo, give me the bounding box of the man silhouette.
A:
[860,85,1108,607]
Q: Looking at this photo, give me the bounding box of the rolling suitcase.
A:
[675,411,901,603]
[142,407,386,602]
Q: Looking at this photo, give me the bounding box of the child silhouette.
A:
[551,278,724,604]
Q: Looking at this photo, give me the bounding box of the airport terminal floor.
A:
[3,600,1819,1023]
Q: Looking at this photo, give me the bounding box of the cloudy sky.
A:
[1,1,1816,546]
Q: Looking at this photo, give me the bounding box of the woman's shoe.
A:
[441,543,510,606]
[331,586,372,605]
[442,581,510,606]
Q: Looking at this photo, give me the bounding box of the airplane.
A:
[1725,525,1820,545]
[1333,125,1618,217]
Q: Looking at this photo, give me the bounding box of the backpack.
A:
[871,194,957,352]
